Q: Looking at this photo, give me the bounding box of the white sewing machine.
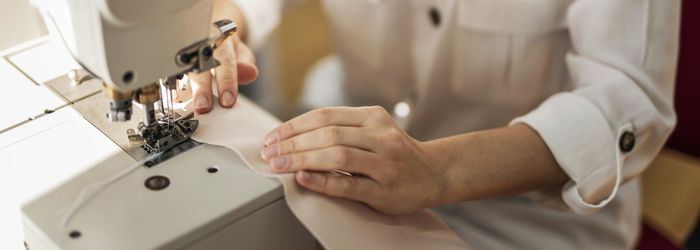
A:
[0,0,315,249]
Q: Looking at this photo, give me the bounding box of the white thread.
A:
[596,123,632,207]
[60,152,163,227]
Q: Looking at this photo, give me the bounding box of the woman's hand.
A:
[190,0,257,114]
[188,35,258,114]
[260,106,451,215]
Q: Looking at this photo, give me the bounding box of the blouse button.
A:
[619,131,636,153]
[429,7,441,27]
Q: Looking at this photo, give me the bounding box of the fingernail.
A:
[260,145,279,161]
[265,132,279,146]
[221,91,235,107]
[301,171,313,183]
[272,156,289,171]
[195,95,209,109]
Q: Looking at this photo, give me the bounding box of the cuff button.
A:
[619,131,635,153]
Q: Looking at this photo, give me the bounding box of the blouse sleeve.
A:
[510,0,680,215]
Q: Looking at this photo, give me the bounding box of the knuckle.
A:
[369,106,384,114]
[367,106,392,123]
[194,87,212,97]
[333,147,351,166]
[383,129,403,144]
[219,75,236,86]
[371,106,389,117]
[225,49,236,61]
[291,153,305,169]
[282,139,296,153]
[337,178,356,197]
[316,108,333,124]
[326,127,343,144]
[289,138,299,151]
[279,123,294,138]
[297,154,306,169]
[191,81,211,92]
[215,43,235,60]
[319,175,332,194]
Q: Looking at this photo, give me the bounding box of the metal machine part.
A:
[138,117,199,155]
[104,84,133,122]
[67,69,94,86]
[96,20,237,157]
[176,19,238,74]
[32,0,216,91]
[33,0,238,158]
[99,79,199,159]
[48,73,204,167]
[134,84,160,126]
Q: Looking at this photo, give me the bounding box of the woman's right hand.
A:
[189,0,257,114]
[188,35,258,114]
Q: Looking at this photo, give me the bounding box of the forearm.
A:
[212,0,249,42]
[423,123,568,205]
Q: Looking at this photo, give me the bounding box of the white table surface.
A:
[0,37,129,250]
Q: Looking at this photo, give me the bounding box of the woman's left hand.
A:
[260,106,450,215]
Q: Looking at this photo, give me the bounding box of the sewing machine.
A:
[0,0,315,249]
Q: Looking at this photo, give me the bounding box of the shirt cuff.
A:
[231,0,282,50]
[511,93,631,215]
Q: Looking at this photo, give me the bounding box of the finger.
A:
[267,146,379,177]
[296,170,379,204]
[214,37,238,108]
[235,42,258,85]
[189,71,213,114]
[261,126,378,160]
[265,106,382,146]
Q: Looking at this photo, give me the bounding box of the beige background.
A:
[0,0,47,51]
[275,0,331,116]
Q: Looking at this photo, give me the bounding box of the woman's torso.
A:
[317,0,641,249]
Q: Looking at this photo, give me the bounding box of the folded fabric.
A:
[190,97,469,250]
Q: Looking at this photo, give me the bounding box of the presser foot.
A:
[135,116,201,167]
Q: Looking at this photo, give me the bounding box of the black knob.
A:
[179,53,192,64]
[203,46,213,58]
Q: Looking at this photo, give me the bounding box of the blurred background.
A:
[0,0,697,249]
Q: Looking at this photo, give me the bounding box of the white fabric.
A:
[299,55,348,110]
[191,97,469,250]
[232,0,680,248]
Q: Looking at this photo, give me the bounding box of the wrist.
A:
[417,139,464,207]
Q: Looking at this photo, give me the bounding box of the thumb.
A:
[234,41,258,85]
[237,63,259,84]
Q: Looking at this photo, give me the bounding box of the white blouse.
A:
[233,0,681,249]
